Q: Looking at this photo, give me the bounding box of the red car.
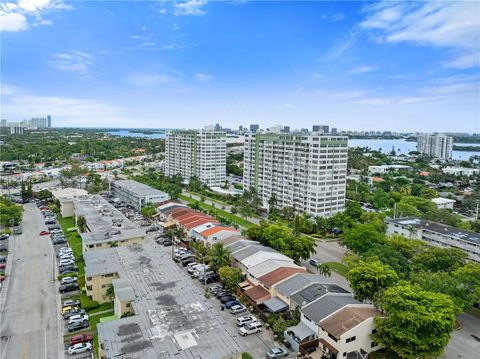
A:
[69,334,93,346]
[39,231,50,236]
[40,207,49,211]
[0,263,6,269]
[0,276,5,282]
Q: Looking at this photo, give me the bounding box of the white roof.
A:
[432,197,456,204]
[51,188,88,199]
[157,202,186,211]
[247,259,297,279]
[241,251,292,268]
[191,222,218,234]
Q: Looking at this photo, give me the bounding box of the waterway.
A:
[108,129,166,139]
[348,139,479,161]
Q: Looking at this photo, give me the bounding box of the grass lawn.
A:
[57,216,84,275]
[88,301,114,314]
[325,262,350,277]
[89,311,115,331]
[179,194,255,228]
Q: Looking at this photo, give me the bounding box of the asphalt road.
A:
[443,312,480,359]
[0,203,62,359]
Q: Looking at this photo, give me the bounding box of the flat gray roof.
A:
[84,248,122,277]
[113,279,135,302]
[290,282,350,308]
[275,273,333,298]
[387,217,480,245]
[96,241,244,359]
[112,179,169,198]
[74,195,145,244]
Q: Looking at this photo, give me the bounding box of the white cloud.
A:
[0,0,70,32]
[125,73,178,87]
[350,65,376,74]
[1,84,133,127]
[194,73,212,83]
[359,98,390,105]
[49,51,94,75]
[360,1,480,68]
[0,12,27,31]
[398,97,423,105]
[322,30,357,61]
[174,0,207,16]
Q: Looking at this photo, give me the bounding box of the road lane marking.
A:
[0,337,10,359]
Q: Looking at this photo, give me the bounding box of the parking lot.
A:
[0,202,63,359]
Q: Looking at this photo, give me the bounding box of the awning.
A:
[319,338,338,354]
[287,322,315,341]
[262,297,288,313]
[239,280,251,288]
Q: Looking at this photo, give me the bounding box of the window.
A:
[346,336,356,343]
[126,303,131,308]
[86,285,92,290]
[371,341,377,348]
[343,353,347,357]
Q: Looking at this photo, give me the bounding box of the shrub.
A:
[80,293,99,311]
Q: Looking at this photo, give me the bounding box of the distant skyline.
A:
[1,0,479,132]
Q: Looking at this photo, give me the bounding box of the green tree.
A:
[268,193,278,215]
[207,243,231,271]
[345,201,363,221]
[218,266,243,291]
[341,223,386,254]
[0,196,23,226]
[76,215,87,233]
[412,247,468,272]
[105,284,115,300]
[371,189,392,209]
[140,204,156,220]
[188,175,202,192]
[20,182,33,201]
[293,213,314,235]
[36,189,53,201]
[347,259,398,301]
[316,263,332,278]
[374,283,456,359]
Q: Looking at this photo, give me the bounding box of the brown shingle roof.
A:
[244,285,271,304]
[219,235,247,246]
[320,306,381,340]
[258,267,306,288]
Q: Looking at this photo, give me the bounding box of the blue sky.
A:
[1,0,479,132]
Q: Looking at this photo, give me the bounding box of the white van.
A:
[239,321,262,336]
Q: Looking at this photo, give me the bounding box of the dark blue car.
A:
[225,300,241,309]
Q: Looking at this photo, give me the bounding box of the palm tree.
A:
[316,263,332,278]
[207,243,231,271]
[76,215,87,233]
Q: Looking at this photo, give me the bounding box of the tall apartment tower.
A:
[243,129,348,217]
[165,129,227,187]
[47,115,52,127]
[417,134,453,159]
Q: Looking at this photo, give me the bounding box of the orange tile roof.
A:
[371,177,385,182]
[419,171,430,176]
[201,226,239,238]
[184,218,217,230]
[244,285,271,304]
[258,267,306,288]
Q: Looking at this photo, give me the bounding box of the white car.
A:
[67,342,92,355]
[59,254,74,260]
[68,314,89,324]
[230,304,247,314]
[60,276,78,285]
[59,259,75,266]
[236,315,257,327]
[239,321,262,336]
[50,229,63,234]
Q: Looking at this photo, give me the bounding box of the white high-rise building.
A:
[243,129,348,217]
[165,129,227,187]
[416,133,453,159]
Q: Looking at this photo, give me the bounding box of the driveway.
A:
[443,312,480,359]
[0,203,63,359]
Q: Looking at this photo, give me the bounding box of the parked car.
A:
[68,314,89,325]
[0,263,6,270]
[140,221,150,227]
[67,342,92,355]
[0,234,9,240]
[181,256,195,266]
[225,300,241,309]
[69,334,93,346]
[39,231,50,236]
[145,226,158,233]
[230,304,247,315]
[61,305,80,316]
[0,245,7,251]
[68,321,89,332]
[236,315,257,327]
[266,347,289,359]
[204,274,220,284]
[239,321,263,336]
[309,258,321,266]
[60,276,78,285]
[163,240,172,246]
[208,285,222,293]
[58,249,73,256]
[13,227,22,235]
[0,256,7,263]
[50,229,63,234]
[215,290,230,298]
[64,309,86,320]
[48,225,61,231]
[59,266,77,275]
[62,299,80,308]
[220,295,236,304]
[59,283,79,293]
[52,238,66,245]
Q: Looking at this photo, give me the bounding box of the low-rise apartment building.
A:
[386,217,480,262]
[110,179,170,210]
[72,195,146,253]
[442,167,480,176]
[84,248,122,303]
[367,165,411,174]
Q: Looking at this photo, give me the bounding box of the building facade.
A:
[110,179,170,210]
[165,129,227,187]
[387,217,480,262]
[243,130,348,217]
[416,134,453,159]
